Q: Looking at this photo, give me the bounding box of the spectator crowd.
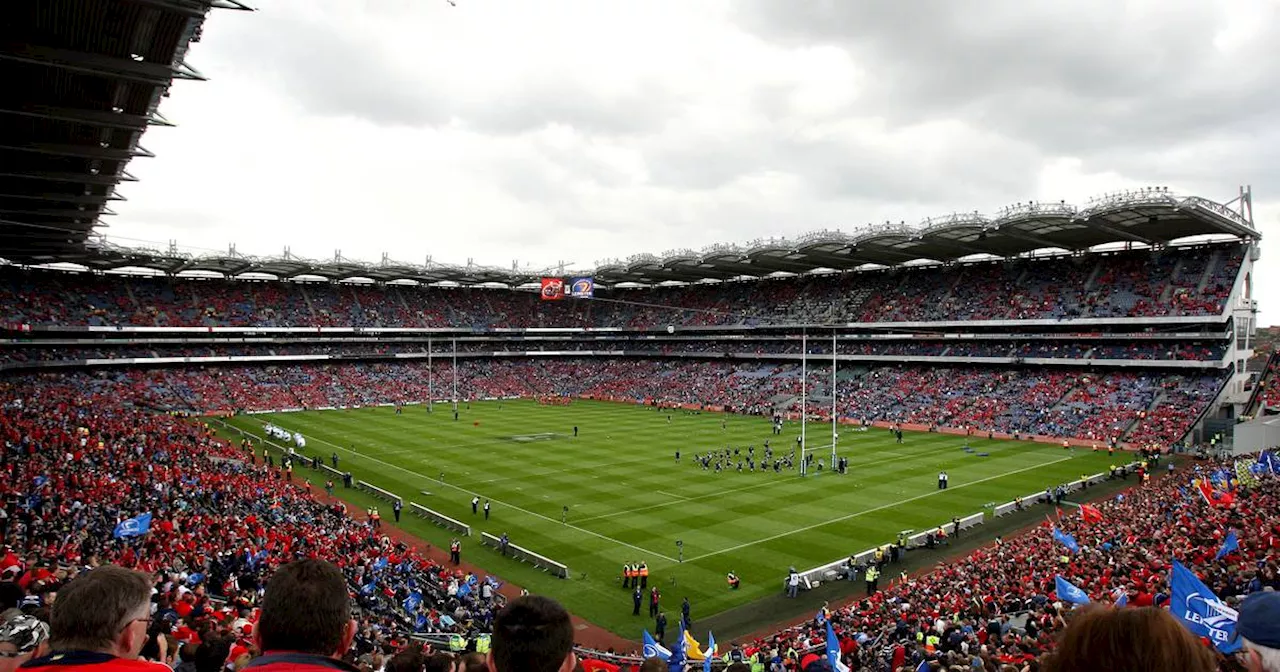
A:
[0,245,1244,329]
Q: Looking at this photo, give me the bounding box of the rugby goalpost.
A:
[799,328,840,477]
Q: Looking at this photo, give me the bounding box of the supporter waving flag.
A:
[1051,526,1080,554]
[683,630,705,660]
[1258,449,1278,475]
[112,512,152,538]
[1214,530,1239,561]
[1079,504,1104,524]
[703,631,715,672]
[825,620,850,672]
[1054,576,1090,605]
[667,625,687,672]
[642,630,671,661]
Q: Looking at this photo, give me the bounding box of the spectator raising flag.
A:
[1055,575,1091,605]
[1214,530,1240,561]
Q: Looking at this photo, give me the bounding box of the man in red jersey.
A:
[240,559,358,672]
[20,566,167,672]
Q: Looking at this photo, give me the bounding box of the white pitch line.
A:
[571,439,979,525]
[257,418,680,563]
[572,476,801,524]
[683,455,1077,562]
[655,490,691,501]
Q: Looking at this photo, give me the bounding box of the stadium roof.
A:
[0,0,250,261]
[9,186,1256,286]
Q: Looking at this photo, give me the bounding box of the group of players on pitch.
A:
[680,439,852,475]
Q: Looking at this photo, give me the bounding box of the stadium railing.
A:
[479,532,569,579]
[409,502,472,536]
[795,511,984,587]
[993,464,1139,517]
[356,480,402,505]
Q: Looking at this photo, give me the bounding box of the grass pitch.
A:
[225,399,1115,637]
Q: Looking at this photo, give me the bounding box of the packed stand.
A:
[0,379,504,658]
[740,455,1280,672]
[0,244,1244,329]
[5,360,1224,447]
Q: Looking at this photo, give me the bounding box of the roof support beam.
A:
[118,0,211,19]
[0,142,152,161]
[0,43,186,86]
[0,207,106,219]
[1087,221,1158,247]
[0,104,150,132]
[0,170,138,185]
[991,226,1064,250]
[0,192,115,205]
[918,236,990,257]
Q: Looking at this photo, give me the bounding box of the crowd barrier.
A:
[409,502,471,536]
[795,510,985,587]
[992,463,1138,517]
[357,480,402,505]
[480,532,569,578]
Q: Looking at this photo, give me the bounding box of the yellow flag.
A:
[683,631,705,660]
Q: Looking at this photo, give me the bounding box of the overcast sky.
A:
[109,0,1278,319]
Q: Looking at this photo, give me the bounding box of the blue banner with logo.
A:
[1169,560,1241,653]
[1055,575,1090,604]
[113,513,152,539]
[570,277,594,298]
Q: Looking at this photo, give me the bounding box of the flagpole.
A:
[801,329,807,476]
[831,330,837,470]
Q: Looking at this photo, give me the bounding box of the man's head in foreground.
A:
[489,596,574,672]
[254,559,356,659]
[45,565,152,659]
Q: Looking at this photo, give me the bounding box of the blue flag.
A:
[1215,531,1239,561]
[825,620,848,672]
[916,661,930,672]
[1055,575,1091,604]
[1169,560,1241,653]
[1052,527,1080,554]
[403,591,422,613]
[113,513,152,539]
[373,556,388,571]
[668,625,687,672]
[1259,450,1278,475]
[1115,593,1128,607]
[704,631,716,672]
[643,631,671,661]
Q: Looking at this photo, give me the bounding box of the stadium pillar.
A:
[452,338,458,412]
[428,337,433,411]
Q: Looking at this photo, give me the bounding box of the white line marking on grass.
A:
[683,455,1076,562]
[572,477,800,524]
[655,490,690,501]
[255,418,680,563]
[571,441,976,525]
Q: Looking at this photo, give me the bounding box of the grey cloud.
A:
[642,124,1040,206]
[731,1,1280,155]
[203,9,677,135]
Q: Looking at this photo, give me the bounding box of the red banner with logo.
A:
[540,277,565,300]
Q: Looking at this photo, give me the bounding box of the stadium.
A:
[2,2,1279,672]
